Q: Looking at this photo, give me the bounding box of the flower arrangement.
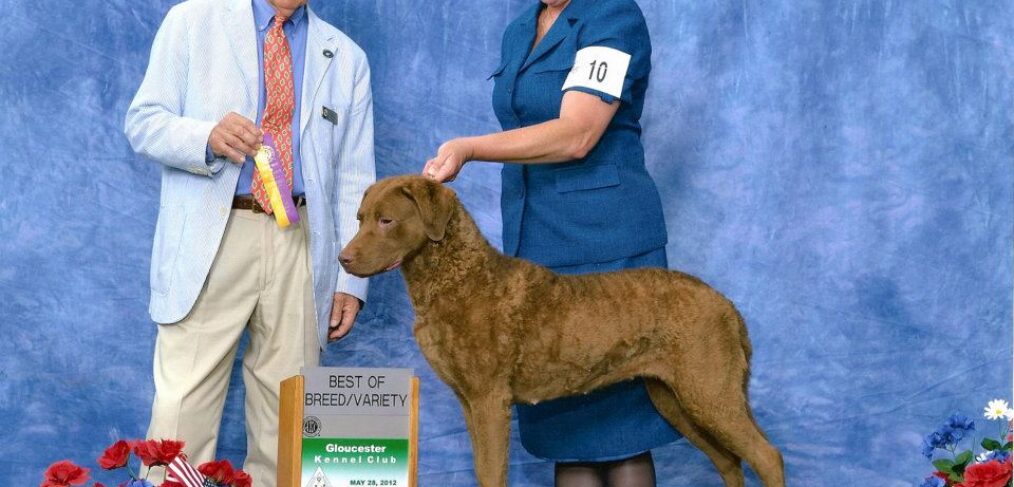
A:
[40,438,251,487]
[918,399,1014,487]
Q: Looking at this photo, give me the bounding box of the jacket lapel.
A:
[299,7,337,191]
[300,8,338,138]
[222,0,258,111]
[520,8,574,72]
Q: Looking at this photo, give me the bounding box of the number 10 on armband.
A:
[563,46,632,99]
[588,59,609,82]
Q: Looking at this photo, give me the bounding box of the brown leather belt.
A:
[232,195,306,213]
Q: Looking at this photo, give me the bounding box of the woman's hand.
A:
[422,92,618,179]
[424,139,474,183]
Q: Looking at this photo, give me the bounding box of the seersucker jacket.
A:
[124,0,375,348]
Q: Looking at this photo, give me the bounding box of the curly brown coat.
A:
[339,176,785,487]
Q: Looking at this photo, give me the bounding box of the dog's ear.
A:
[401,178,455,241]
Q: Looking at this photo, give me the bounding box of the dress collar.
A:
[520,0,590,27]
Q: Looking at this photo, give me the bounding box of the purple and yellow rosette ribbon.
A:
[253,133,300,228]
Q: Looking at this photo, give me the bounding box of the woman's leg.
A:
[604,452,656,487]
[555,462,605,487]
[555,452,656,487]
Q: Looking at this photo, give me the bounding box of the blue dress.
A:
[490,0,682,462]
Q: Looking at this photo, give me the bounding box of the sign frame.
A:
[278,373,419,487]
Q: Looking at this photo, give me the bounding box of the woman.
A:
[423,0,680,485]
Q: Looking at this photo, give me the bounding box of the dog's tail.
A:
[727,305,754,399]
[729,306,752,365]
[728,305,771,439]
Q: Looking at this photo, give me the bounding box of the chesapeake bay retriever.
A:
[338,176,785,487]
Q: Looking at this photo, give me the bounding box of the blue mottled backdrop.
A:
[1,0,1011,485]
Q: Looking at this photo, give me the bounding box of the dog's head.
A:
[339,176,456,277]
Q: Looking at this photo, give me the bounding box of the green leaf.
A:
[933,459,955,473]
[983,438,1003,451]
[955,450,973,470]
[1004,441,1013,451]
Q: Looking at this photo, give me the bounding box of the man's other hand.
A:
[329,292,362,342]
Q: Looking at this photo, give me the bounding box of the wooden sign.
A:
[278,367,419,487]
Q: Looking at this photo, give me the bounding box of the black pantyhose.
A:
[554,452,657,487]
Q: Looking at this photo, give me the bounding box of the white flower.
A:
[1006,408,1014,421]
[984,399,1011,420]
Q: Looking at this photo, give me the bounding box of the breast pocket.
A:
[315,106,338,156]
[527,52,577,112]
[487,61,508,80]
[313,97,351,167]
[531,55,574,76]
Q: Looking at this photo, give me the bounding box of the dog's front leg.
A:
[462,393,512,487]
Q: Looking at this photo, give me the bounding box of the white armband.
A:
[562,46,632,99]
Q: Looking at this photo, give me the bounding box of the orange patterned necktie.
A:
[251,15,295,214]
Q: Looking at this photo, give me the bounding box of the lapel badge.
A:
[322,106,338,125]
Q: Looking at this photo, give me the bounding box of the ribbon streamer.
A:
[253,133,300,228]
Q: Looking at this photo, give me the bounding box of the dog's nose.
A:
[338,252,354,267]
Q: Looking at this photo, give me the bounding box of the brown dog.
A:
[339,176,785,487]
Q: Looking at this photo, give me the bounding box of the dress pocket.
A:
[554,164,620,193]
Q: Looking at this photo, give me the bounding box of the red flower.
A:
[40,460,90,487]
[231,469,253,487]
[198,460,236,485]
[97,440,131,470]
[932,471,955,486]
[955,460,1013,487]
[131,439,185,467]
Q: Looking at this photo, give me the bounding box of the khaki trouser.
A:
[147,206,319,487]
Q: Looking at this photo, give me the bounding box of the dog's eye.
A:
[379,217,394,227]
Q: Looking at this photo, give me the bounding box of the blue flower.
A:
[921,436,937,458]
[922,415,975,458]
[923,428,956,455]
[918,476,946,487]
[947,413,975,435]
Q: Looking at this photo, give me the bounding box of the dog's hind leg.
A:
[670,379,785,487]
[645,379,744,487]
[461,393,512,487]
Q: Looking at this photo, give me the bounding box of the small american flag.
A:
[165,453,209,487]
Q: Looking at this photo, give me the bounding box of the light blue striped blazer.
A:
[124,0,375,348]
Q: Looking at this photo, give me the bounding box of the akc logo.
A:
[303,415,321,437]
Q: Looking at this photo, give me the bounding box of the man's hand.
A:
[329,292,362,342]
[423,139,473,183]
[209,112,262,164]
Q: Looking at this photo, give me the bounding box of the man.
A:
[124,0,375,483]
